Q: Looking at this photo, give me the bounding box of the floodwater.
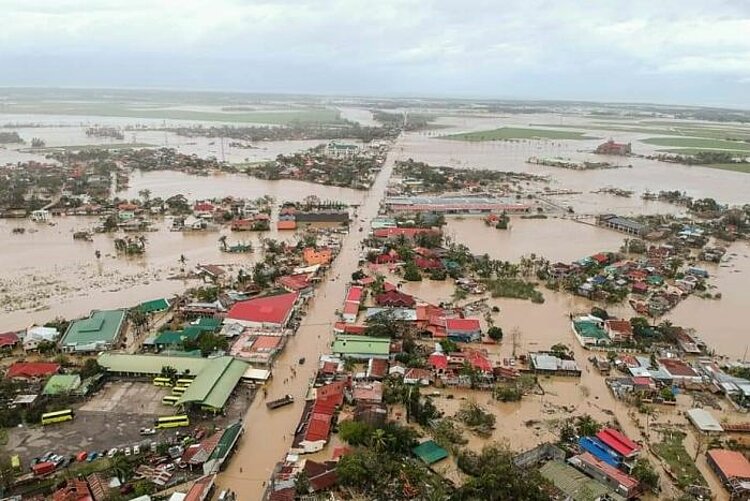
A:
[123,170,365,205]
[0,215,308,330]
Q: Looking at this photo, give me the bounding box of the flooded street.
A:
[214,135,402,498]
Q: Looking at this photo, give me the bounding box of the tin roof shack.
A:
[61,309,127,353]
[529,353,581,377]
[540,461,624,501]
[658,358,702,384]
[687,408,724,434]
[706,449,750,498]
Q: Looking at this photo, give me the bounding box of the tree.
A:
[138,189,151,205]
[440,339,459,354]
[295,471,311,496]
[339,420,374,446]
[487,326,503,341]
[160,365,178,384]
[403,262,422,281]
[631,458,659,492]
[79,358,104,379]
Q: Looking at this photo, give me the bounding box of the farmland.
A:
[442,126,594,141]
[641,137,750,152]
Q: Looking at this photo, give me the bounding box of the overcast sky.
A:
[1,0,749,106]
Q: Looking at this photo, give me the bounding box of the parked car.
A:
[133,445,140,455]
[150,442,158,453]
[124,447,131,457]
[87,452,99,462]
[140,427,156,436]
[76,451,88,462]
[107,448,118,458]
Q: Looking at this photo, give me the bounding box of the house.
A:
[414,257,443,270]
[367,358,389,380]
[595,140,632,156]
[303,247,333,266]
[277,219,297,230]
[568,452,640,498]
[301,460,338,494]
[707,449,750,495]
[225,292,299,329]
[61,310,127,353]
[445,318,482,342]
[51,478,93,501]
[351,381,383,403]
[341,286,364,324]
[604,319,633,343]
[6,361,61,380]
[375,290,416,308]
[0,331,20,351]
[427,352,449,376]
[23,325,61,351]
[687,408,724,433]
[596,428,640,459]
[404,368,432,386]
[278,274,313,294]
[572,317,610,347]
[658,358,701,383]
[372,227,439,240]
[326,142,359,158]
[529,353,582,377]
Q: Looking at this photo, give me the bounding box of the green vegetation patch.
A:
[442,127,594,142]
[23,143,155,152]
[485,278,544,303]
[652,430,706,489]
[642,137,750,152]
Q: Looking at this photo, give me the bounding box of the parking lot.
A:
[6,380,256,469]
[7,381,182,467]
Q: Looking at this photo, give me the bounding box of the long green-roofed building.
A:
[138,298,170,314]
[61,309,127,352]
[97,353,248,411]
[43,374,82,395]
[332,334,390,359]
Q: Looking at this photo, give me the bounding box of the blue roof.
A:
[578,437,621,467]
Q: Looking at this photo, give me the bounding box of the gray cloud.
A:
[0,0,748,105]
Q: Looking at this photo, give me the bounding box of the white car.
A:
[133,445,140,455]
[140,428,156,436]
[124,447,131,457]
[107,448,118,458]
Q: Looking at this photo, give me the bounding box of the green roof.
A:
[573,320,608,340]
[138,298,170,314]
[43,374,81,395]
[332,335,390,357]
[97,353,210,375]
[209,422,243,461]
[540,461,616,501]
[177,357,249,410]
[412,440,448,465]
[154,328,202,347]
[194,317,221,330]
[62,310,126,351]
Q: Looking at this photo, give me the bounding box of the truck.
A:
[32,461,56,476]
[266,394,294,409]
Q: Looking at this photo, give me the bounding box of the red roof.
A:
[6,362,60,379]
[0,332,19,348]
[375,290,416,308]
[184,474,215,501]
[707,449,750,480]
[414,257,443,270]
[333,322,366,334]
[446,318,481,332]
[279,274,311,291]
[591,253,609,264]
[596,428,640,457]
[226,292,299,325]
[277,220,297,230]
[345,286,363,303]
[193,202,214,212]
[331,446,352,460]
[404,368,432,381]
[303,460,338,492]
[632,376,654,386]
[659,358,699,377]
[316,381,345,407]
[342,302,359,316]
[465,350,492,373]
[368,358,389,378]
[428,353,448,370]
[304,412,332,442]
[605,319,633,335]
[250,336,283,352]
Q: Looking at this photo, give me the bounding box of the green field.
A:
[442,127,594,141]
[532,122,750,141]
[652,431,706,489]
[642,137,750,152]
[0,102,342,125]
[22,142,155,152]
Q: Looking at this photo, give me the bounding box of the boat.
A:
[12,227,25,234]
[266,394,294,409]
[298,357,306,365]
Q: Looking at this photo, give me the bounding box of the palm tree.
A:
[138,189,152,206]
[369,428,388,452]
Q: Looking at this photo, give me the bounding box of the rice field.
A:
[641,137,750,152]
[442,127,594,141]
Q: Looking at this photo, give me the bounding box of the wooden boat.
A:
[266,394,294,409]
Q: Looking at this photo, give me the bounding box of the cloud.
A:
[0,0,748,104]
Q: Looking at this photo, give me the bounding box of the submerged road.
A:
[215,141,403,499]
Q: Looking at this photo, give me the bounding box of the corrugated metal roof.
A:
[539,461,612,501]
[98,353,210,375]
[178,357,248,410]
[687,408,724,432]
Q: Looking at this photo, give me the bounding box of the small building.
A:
[138,298,170,314]
[540,461,620,501]
[707,449,750,497]
[375,290,416,308]
[687,408,724,434]
[529,353,582,377]
[572,317,610,347]
[445,318,482,342]
[0,331,20,351]
[596,428,640,459]
[412,440,448,465]
[568,452,639,498]
[23,325,60,351]
[43,374,82,396]
[595,139,632,156]
[597,214,646,236]
[303,247,333,266]
[403,368,432,386]
[658,358,701,383]
[61,309,127,353]
[5,361,61,380]
[332,335,390,360]
[605,319,633,343]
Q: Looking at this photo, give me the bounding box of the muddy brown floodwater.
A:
[213,138,403,499]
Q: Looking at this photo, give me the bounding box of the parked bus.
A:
[171,386,186,396]
[162,395,180,406]
[41,409,74,425]
[153,377,173,387]
[176,378,194,386]
[155,415,190,429]
[11,454,21,470]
